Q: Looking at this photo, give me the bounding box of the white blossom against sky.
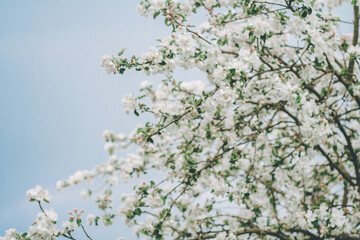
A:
[0,1,352,239]
[0,1,170,238]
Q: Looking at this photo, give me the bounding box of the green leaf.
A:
[153,11,161,19]
[164,17,171,26]
[119,68,126,74]
[320,87,327,97]
[117,48,126,57]
[160,195,167,205]
[133,208,142,216]
[307,8,312,15]
[159,60,166,66]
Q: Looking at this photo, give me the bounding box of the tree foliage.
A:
[2,0,360,239]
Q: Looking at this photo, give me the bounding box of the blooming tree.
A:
[2,0,360,239]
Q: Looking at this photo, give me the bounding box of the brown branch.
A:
[192,228,291,240]
[347,5,359,83]
[288,228,322,240]
[333,116,360,189]
[342,182,349,208]
[80,224,93,240]
[314,145,356,188]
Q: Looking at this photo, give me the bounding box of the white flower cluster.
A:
[100,55,115,74]
[26,185,52,202]
[0,187,85,240]
[0,229,17,240]
[4,0,360,239]
[121,93,137,114]
[57,169,94,190]
[27,209,59,239]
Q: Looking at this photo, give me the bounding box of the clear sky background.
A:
[0,1,353,239]
[0,1,174,239]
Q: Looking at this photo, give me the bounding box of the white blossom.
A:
[26,185,52,202]
[100,55,115,74]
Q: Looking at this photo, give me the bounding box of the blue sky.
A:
[0,1,172,239]
[0,1,353,239]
